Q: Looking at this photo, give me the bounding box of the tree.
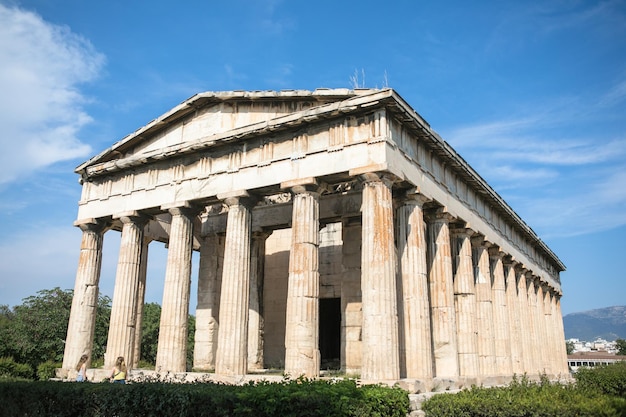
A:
[566,340,575,355]
[138,302,196,371]
[616,339,626,356]
[139,303,161,364]
[0,288,111,376]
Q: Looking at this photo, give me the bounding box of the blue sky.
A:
[0,0,624,316]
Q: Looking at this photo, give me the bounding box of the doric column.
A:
[451,227,479,378]
[341,221,362,375]
[552,292,569,375]
[472,236,496,377]
[516,269,533,374]
[489,247,512,377]
[532,278,549,375]
[283,179,322,377]
[525,273,541,375]
[396,191,433,380]
[156,205,196,372]
[248,231,270,371]
[194,232,224,371]
[504,259,524,375]
[132,236,150,369]
[63,219,107,371]
[425,209,459,379]
[539,283,553,375]
[215,193,255,376]
[360,173,400,381]
[106,213,148,369]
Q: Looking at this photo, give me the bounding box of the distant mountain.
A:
[563,306,626,341]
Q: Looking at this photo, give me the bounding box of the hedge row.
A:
[0,378,409,417]
[422,367,626,417]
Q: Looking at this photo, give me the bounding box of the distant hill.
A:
[563,306,626,341]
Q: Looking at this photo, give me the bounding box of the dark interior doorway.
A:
[319,297,341,369]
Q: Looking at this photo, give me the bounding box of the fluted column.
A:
[533,279,549,375]
[215,193,254,376]
[284,180,322,377]
[552,293,569,375]
[533,280,549,374]
[451,227,479,378]
[525,274,541,375]
[516,269,533,374]
[426,209,459,379]
[489,248,512,376]
[248,231,270,371]
[156,205,196,372]
[106,213,148,369]
[132,236,150,369]
[504,260,524,375]
[472,236,495,377]
[63,219,107,371]
[539,283,553,375]
[360,173,400,381]
[194,233,224,371]
[396,192,433,380]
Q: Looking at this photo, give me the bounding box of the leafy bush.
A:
[0,378,409,417]
[0,357,33,380]
[422,375,625,417]
[37,361,61,381]
[575,361,626,398]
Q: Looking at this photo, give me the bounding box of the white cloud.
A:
[441,84,626,238]
[0,4,104,184]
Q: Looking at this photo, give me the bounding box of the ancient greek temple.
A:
[62,88,568,388]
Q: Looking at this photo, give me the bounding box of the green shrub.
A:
[422,375,624,417]
[37,361,61,381]
[0,378,409,417]
[575,361,626,398]
[136,359,155,369]
[0,357,33,380]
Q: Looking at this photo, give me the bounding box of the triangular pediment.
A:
[76,89,386,174]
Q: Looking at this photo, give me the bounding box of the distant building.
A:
[61,89,568,390]
[568,352,626,372]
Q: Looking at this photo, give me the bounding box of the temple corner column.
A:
[63,218,108,374]
[357,171,400,381]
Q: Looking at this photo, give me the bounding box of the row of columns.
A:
[63,171,567,383]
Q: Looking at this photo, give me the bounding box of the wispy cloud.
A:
[256,0,295,36]
[0,4,104,185]
[443,80,626,238]
[598,79,626,108]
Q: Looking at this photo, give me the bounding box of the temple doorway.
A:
[319,297,341,370]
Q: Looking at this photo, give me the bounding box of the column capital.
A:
[424,207,455,223]
[280,177,327,195]
[400,189,431,207]
[515,264,528,275]
[450,226,474,238]
[470,234,492,248]
[356,171,399,187]
[161,201,203,218]
[74,218,109,233]
[502,255,518,268]
[114,211,150,226]
[217,190,258,209]
[252,230,273,240]
[488,246,504,259]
